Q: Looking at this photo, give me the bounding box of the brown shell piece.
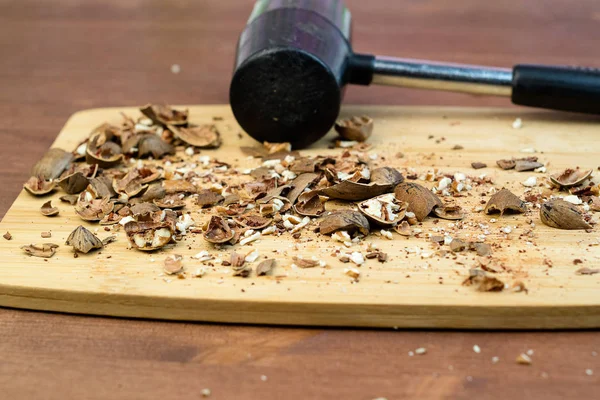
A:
[21,243,58,258]
[140,104,188,126]
[515,160,544,172]
[171,124,222,148]
[24,176,56,196]
[286,173,320,205]
[89,176,116,199]
[203,216,234,244]
[334,116,374,142]
[137,134,175,159]
[196,189,224,208]
[496,159,516,170]
[393,182,443,222]
[58,172,90,194]
[550,169,593,188]
[138,167,162,184]
[141,183,167,202]
[31,148,73,180]
[394,220,412,236]
[462,269,505,292]
[86,125,123,168]
[65,225,104,254]
[319,211,370,236]
[320,180,392,202]
[59,194,79,205]
[75,191,114,221]
[540,199,592,230]
[113,170,147,198]
[163,180,197,194]
[358,193,407,226]
[124,221,174,251]
[371,167,404,188]
[130,202,161,217]
[433,205,465,220]
[484,189,526,215]
[154,194,186,209]
[294,191,326,217]
[256,259,275,276]
[40,201,59,217]
[293,256,319,269]
[234,214,272,230]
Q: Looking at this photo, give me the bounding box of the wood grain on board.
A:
[2,1,600,399]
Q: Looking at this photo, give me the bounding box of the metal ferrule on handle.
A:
[371,56,513,96]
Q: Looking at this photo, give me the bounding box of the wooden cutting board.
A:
[1,105,599,329]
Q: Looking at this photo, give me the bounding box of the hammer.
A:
[230,0,600,148]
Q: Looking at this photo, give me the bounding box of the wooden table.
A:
[1,1,598,398]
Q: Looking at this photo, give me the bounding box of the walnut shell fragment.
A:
[484,189,527,215]
[286,173,320,205]
[163,254,184,275]
[141,183,166,202]
[320,180,392,202]
[432,205,465,220]
[58,172,91,194]
[550,169,593,188]
[294,191,327,217]
[293,256,319,269]
[170,124,221,148]
[394,220,412,236]
[540,199,592,230]
[358,193,407,226]
[154,194,186,209]
[60,194,79,205]
[65,225,104,254]
[40,200,59,217]
[234,214,272,230]
[113,170,147,198]
[24,176,56,196]
[496,159,516,170]
[319,210,370,236]
[196,189,224,208]
[137,134,175,159]
[515,160,544,172]
[575,267,600,275]
[124,221,174,251]
[86,124,123,168]
[75,191,114,221]
[334,116,373,142]
[371,167,404,188]
[256,259,275,276]
[21,243,58,258]
[462,269,505,292]
[31,148,73,180]
[394,182,443,222]
[203,216,234,244]
[163,180,197,194]
[140,104,188,126]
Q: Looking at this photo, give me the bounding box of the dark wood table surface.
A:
[1,1,599,398]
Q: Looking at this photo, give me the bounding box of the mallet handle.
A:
[352,54,600,114]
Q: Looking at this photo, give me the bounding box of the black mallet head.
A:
[229,0,366,149]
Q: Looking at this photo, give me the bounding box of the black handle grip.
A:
[512,64,600,114]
